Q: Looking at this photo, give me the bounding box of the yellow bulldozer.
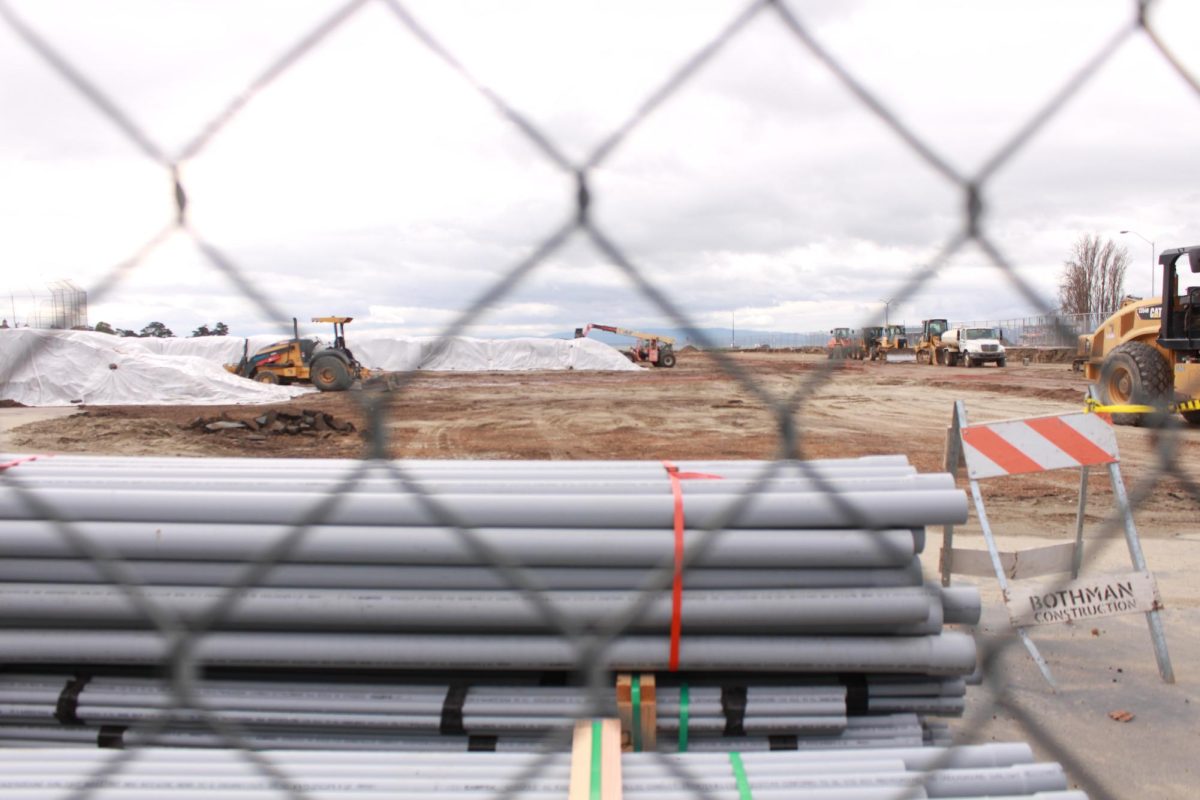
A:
[1078,245,1200,425]
[226,317,369,392]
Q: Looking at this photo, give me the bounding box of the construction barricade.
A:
[939,396,1174,687]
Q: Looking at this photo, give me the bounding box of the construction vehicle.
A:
[877,324,916,363]
[574,324,677,367]
[227,316,368,391]
[826,328,855,359]
[859,326,886,361]
[914,318,951,366]
[1078,245,1200,425]
[942,326,1007,368]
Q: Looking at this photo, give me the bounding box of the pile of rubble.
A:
[188,409,357,439]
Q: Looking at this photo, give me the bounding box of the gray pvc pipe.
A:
[13,474,953,495]
[0,758,1068,800]
[0,454,914,472]
[0,584,940,633]
[0,756,912,780]
[1,676,953,721]
[0,487,969,528]
[869,696,966,715]
[940,587,982,625]
[861,676,966,697]
[0,557,928,590]
[0,521,921,567]
[0,763,1067,795]
[0,629,979,674]
[0,742,1035,770]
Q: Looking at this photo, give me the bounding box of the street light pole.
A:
[1120,230,1155,298]
[879,299,891,326]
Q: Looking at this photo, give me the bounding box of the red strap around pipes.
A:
[661,460,722,671]
[0,454,47,471]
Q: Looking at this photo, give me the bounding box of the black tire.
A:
[658,352,676,368]
[310,356,352,392]
[254,371,279,385]
[1182,409,1200,426]
[964,355,974,368]
[997,357,1006,368]
[1098,341,1171,426]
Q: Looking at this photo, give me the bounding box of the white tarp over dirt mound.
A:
[350,335,641,372]
[1,330,640,407]
[0,330,311,407]
[106,332,640,372]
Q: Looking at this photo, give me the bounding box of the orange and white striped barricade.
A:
[940,396,1174,687]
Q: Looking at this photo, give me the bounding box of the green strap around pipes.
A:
[678,682,689,752]
[729,751,753,800]
[590,720,603,800]
[631,673,642,752]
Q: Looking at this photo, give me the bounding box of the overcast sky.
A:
[2,0,1198,341]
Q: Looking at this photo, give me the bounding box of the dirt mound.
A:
[187,409,357,440]
[1007,347,1076,364]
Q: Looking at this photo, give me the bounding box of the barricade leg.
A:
[1107,461,1175,684]
[968,477,1057,689]
[1071,466,1089,579]
[941,412,963,588]
[941,522,955,587]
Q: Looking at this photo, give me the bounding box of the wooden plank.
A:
[1007,570,1162,627]
[615,674,634,752]
[941,543,1076,580]
[640,675,657,752]
[568,719,623,800]
[568,719,593,800]
[599,718,623,799]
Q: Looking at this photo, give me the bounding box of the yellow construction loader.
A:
[914,319,950,365]
[1078,245,1200,425]
[227,317,368,392]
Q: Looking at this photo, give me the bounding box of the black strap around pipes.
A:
[440,683,469,735]
[841,673,870,716]
[54,674,91,726]
[720,685,747,736]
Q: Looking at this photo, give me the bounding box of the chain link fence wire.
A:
[1,1,1197,799]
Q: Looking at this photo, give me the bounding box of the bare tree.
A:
[1058,234,1129,315]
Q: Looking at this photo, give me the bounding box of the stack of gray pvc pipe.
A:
[0,745,1089,799]
[0,454,982,748]
[0,454,976,672]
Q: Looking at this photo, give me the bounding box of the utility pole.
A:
[1120,230,1155,297]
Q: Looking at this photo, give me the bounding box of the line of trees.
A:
[91,321,229,338]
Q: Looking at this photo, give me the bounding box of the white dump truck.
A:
[942,325,1006,368]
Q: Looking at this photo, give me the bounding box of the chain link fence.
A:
[1,1,1198,799]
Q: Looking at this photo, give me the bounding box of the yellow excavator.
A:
[1078,245,1200,425]
[226,317,368,392]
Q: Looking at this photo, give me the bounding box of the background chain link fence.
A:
[2,1,1197,799]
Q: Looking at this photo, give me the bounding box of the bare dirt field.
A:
[7,351,1195,539]
[2,351,1197,798]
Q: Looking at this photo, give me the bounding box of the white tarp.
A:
[350,335,641,372]
[0,329,313,407]
[1,329,640,407]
